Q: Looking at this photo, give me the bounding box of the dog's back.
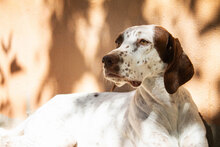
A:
[0,92,135,147]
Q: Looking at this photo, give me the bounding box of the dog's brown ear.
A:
[164,36,194,94]
[154,26,194,94]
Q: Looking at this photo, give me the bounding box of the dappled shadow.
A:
[200,5,220,35]
[10,57,23,74]
[1,32,12,54]
[0,68,4,85]
[178,0,220,35]
[189,0,198,14]
[47,0,89,93]
[0,33,14,116]
[179,0,198,14]
[0,99,12,117]
[36,0,90,104]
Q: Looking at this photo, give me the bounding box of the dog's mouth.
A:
[105,71,142,87]
[128,81,142,87]
[105,72,121,78]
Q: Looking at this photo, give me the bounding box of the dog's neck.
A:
[133,75,179,133]
[139,75,175,106]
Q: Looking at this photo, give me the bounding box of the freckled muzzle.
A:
[102,53,141,88]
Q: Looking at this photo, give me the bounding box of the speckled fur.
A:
[0,25,208,147]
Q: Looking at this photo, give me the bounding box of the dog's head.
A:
[102,25,194,94]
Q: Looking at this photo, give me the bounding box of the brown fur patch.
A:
[154,26,172,63]
[154,26,194,94]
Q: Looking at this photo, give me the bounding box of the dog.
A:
[0,25,211,147]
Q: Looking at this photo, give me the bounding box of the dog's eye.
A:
[115,41,122,48]
[115,34,123,48]
[138,39,150,45]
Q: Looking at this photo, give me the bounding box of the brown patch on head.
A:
[115,33,124,48]
[154,26,173,63]
[154,26,194,94]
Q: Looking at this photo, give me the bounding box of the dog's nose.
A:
[102,54,119,68]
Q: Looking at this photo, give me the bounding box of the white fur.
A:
[0,25,208,147]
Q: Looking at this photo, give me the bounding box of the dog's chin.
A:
[104,72,125,87]
[105,72,121,78]
[104,72,142,88]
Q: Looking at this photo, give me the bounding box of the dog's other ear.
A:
[154,26,194,94]
[164,36,194,94]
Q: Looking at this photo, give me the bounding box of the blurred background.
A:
[0,0,219,145]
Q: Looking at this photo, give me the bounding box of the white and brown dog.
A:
[0,25,212,147]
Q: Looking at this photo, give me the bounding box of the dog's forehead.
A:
[123,25,155,41]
